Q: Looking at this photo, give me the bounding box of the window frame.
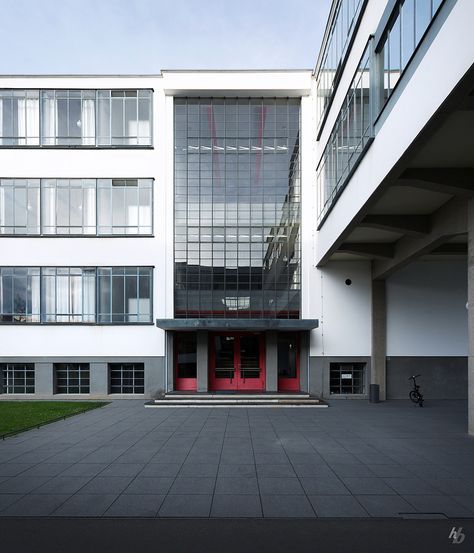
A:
[1,363,35,394]
[109,363,145,394]
[54,363,90,394]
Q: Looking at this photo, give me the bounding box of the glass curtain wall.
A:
[0,90,40,145]
[174,98,301,319]
[0,268,40,322]
[380,0,444,108]
[317,44,372,223]
[0,179,40,234]
[315,0,365,130]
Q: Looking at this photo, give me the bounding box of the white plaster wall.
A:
[386,259,468,356]
[309,261,372,357]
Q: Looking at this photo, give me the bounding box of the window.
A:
[54,363,90,394]
[42,179,96,235]
[97,267,152,323]
[175,332,197,379]
[330,362,366,394]
[1,363,35,394]
[0,179,40,234]
[41,267,96,323]
[317,43,372,224]
[0,89,152,147]
[0,178,153,236]
[109,363,144,394]
[97,179,152,234]
[0,268,40,323]
[0,90,39,145]
[315,0,366,129]
[97,90,152,146]
[380,0,445,111]
[41,90,96,146]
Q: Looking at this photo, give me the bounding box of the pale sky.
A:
[0,0,332,74]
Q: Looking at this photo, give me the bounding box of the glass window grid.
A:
[41,267,96,323]
[109,363,144,394]
[0,90,40,145]
[174,98,301,320]
[0,178,153,236]
[97,267,152,323]
[0,266,152,324]
[54,363,90,394]
[0,89,152,147]
[379,0,444,111]
[317,43,372,224]
[1,363,35,394]
[315,0,366,130]
[329,362,366,394]
[0,267,41,323]
[0,179,40,234]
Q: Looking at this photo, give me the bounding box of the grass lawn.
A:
[0,401,108,438]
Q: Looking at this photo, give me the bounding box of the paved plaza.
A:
[0,400,473,518]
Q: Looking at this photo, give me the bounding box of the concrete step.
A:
[164,393,311,400]
[145,394,328,408]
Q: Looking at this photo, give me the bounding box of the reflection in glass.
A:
[0,179,40,234]
[0,268,40,323]
[174,98,301,319]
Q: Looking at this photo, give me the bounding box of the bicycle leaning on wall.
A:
[408,374,424,407]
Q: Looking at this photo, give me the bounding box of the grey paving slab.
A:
[52,493,118,516]
[215,477,259,495]
[211,494,262,517]
[179,463,219,477]
[139,463,181,478]
[0,494,24,512]
[355,495,417,517]
[258,477,304,495]
[105,494,165,517]
[124,477,174,495]
[256,464,297,477]
[218,464,256,477]
[100,463,146,477]
[169,477,216,495]
[0,463,33,477]
[159,494,213,517]
[79,476,134,495]
[330,463,375,477]
[300,477,350,495]
[261,494,315,518]
[342,477,397,495]
[34,476,92,495]
[402,495,474,518]
[309,495,369,517]
[1,494,68,516]
[59,463,107,477]
[0,476,51,494]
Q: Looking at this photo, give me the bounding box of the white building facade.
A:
[1,0,473,430]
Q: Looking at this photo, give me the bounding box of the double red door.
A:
[209,333,265,391]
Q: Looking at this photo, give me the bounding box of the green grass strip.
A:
[0,401,109,439]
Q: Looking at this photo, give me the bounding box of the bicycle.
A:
[408,374,424,407]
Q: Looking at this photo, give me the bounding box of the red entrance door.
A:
[209,333,265,391]
[277,333,300,392]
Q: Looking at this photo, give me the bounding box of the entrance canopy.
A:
[155,318,319,331]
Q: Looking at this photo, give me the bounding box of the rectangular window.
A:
[41,179,96,235]
[41,90,96,146]
[109,363,144,394]
[97,90,152,146]
[0,179,40,234]
[97,267,152,323]
[329,362,366,394]
[54,363,90,394]
[1,363,35,394]
[97,179,152,235]
[41,267,96,323]
[0,267,40,323]
[0,90,40,145]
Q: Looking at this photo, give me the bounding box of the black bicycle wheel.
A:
[409,391,420,404]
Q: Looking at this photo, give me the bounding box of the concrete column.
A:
[35,362,54,396]
[265,331,278,392]
[300,332,309,393]
[371,278,387,400]
[166,331,174,392]
[90,362,108,397]
[197,331,208,393]
[468,199,474,434]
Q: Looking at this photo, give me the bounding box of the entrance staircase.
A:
[145,392,328,408]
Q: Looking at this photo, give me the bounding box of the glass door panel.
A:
[175,332,197,391]
[278,333,300,391]
[213,335,237,389]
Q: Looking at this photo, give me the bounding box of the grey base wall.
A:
[309,356,371,400]
[387,357,468,399]
[0,357,165,400]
